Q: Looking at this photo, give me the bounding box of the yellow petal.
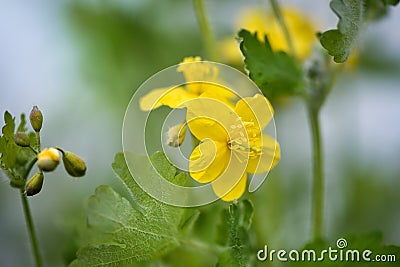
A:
[186,98,238,142]
[177,57,219,95]
[212,172,247,202]
[139,86,197,111]
[189,140,229,183]
[246,134,280,174]
[235,94,274,130]
[187,117,228,143]
[199,83,236,108]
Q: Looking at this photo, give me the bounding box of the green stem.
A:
[268,0,296,57]
[20,188,42,267]
[192,0,218,61]
[25,158,38,179]
[29,146,38,155]
[35,131,41,151]
[20,131,42,266]
[308,107,324,240]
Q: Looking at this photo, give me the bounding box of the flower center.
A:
[227,120,262,158]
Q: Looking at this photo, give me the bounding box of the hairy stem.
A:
[268,0,296,57]
[21,131,42,266]
[308,107,324,240]
[35,131,41,151]
[20,188,42,267]
[192,0,218,60]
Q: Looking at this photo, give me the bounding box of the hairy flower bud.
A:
[25,172,44,196]
[62,151,87,177]
[37,148,60,172]
[30,105,43,132]
[14,132,30,147]
[167,123,187,147]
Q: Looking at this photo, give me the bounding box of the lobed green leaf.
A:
[0,111,36,187]
[320,0,399,63]
[319,0,364,63]
[238,29,303,100]
[0,111,17,170]
[70,152,191,267]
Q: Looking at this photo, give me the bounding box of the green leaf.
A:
[216,200,254,267]
[290,231,400,267]
[0,111,17,170]
[320,0,398,63]
[0,111,36,187]
[319,0,364,63]
[238,29,303,99]
[70,152,192,267]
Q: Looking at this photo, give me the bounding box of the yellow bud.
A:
[14,132,30,147]
[25,172,44,196]
[62,151,87,177]
[37,148,60,172]
[30,105,43,132]
[167,123,187,147]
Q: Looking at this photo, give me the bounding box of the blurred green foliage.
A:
[67,0,203,114]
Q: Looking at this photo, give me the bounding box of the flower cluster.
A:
[140,57,280,201]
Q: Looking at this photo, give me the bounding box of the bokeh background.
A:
[1,0,399,266]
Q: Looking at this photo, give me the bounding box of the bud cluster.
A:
[13,106,87,196]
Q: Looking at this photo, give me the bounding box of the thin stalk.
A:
[192,0,218,61]
[29,146,38,155]
[20,188,42,267]
[308,108,324,240]
[268,0,296,57]
[25,158,38,179]
[21,131,42,266]
[35,131,41,151]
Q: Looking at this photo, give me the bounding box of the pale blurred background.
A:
[1,0,399,266]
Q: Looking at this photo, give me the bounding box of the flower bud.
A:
[25,172,44,196]
[30,105,43,132]
[62,151,87,177]
[167,123,187,147]
[14,132,30,147]
[37,148,60,172]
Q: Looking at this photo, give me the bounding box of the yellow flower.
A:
[187,94,280,201]
[220,6,316,63]
[37,147,60,172]
[139,57,235,111]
